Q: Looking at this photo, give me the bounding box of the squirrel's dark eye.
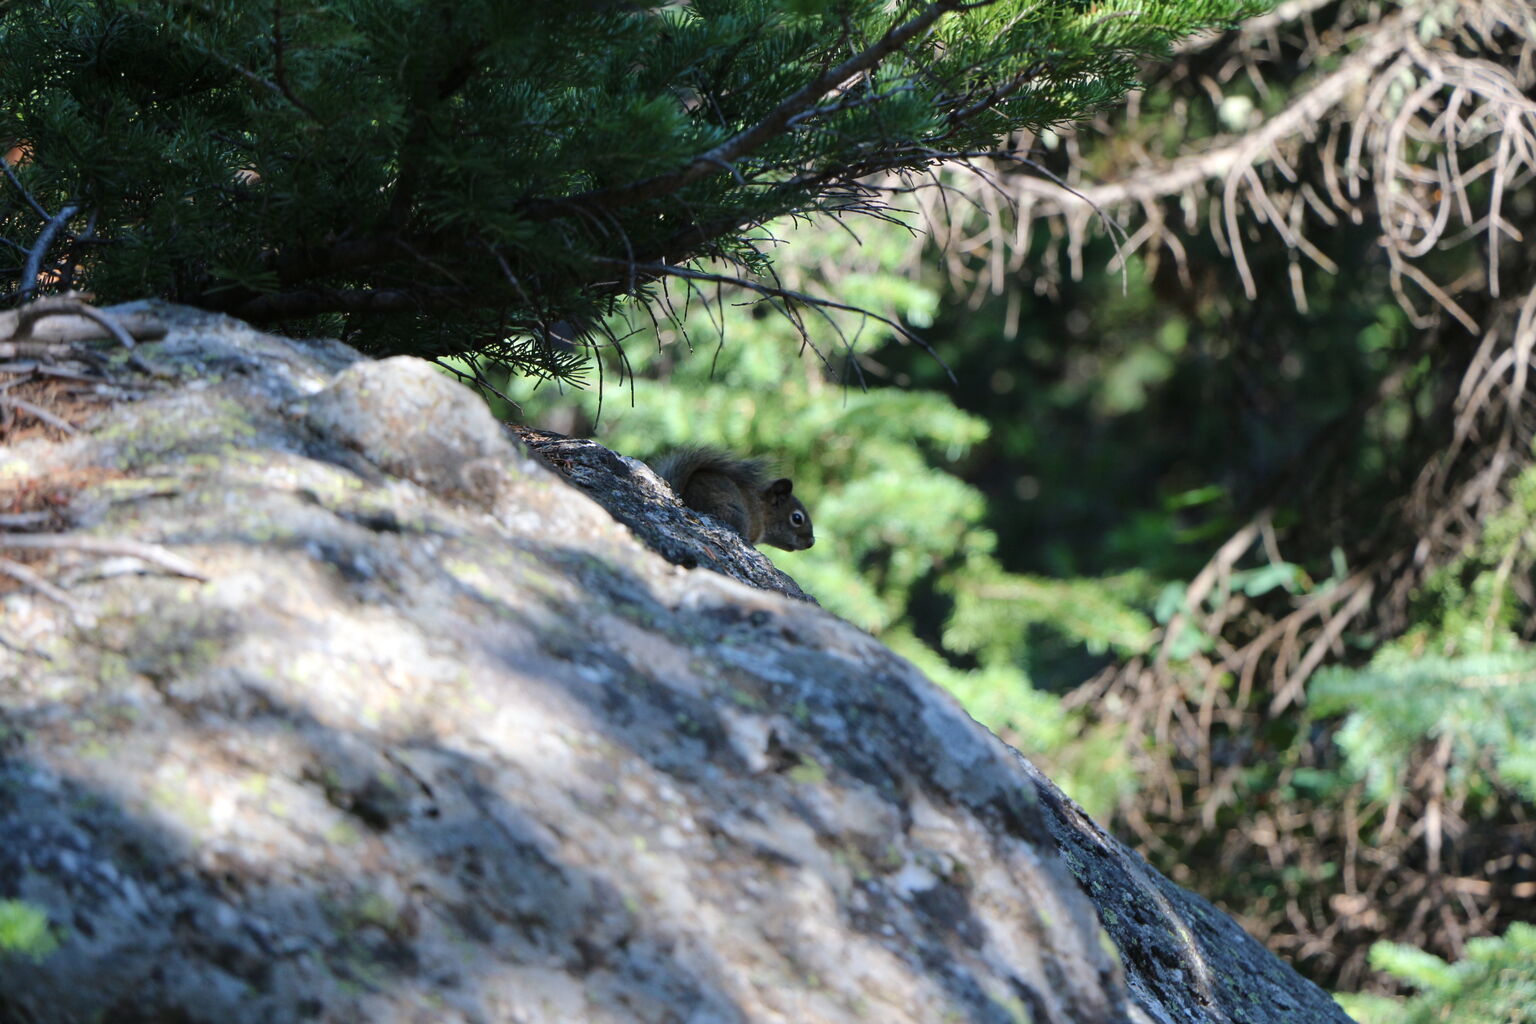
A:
[791,511,805,526]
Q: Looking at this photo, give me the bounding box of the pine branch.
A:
[596,257,956,384]
[228,284,485,321]
[0,0,1270,368]
[517,0,987,221]
[17,202,78,301]
[0,152,48,220]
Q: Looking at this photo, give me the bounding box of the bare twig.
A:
[957,0,1536,985]
[0,340,77,360]
[0,554,93,625]
[0,393,77,434]
[3,295,171,377]
[0,296,167,346]
[597,257,957,384]
[0,362,103,382]
[17,203,81,302]
[0,152,50,221]
[13,295,133,347]
[0,533,208,581]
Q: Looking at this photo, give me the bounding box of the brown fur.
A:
[652,448,814,551]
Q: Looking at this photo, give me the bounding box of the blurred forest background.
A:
[3,0,1534,1019]
[484,1,1536,1017]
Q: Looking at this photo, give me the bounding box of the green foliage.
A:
[1310,464,1536,805]
[1313,651,1536,803]
[945,564,1156,662]
[1336,924,1536,1024]
[0,900,59,961]
[490,205,1144,808]
[0,0,1264,372]
[818,3,1536,994]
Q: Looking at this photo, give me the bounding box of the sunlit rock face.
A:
[0,303,1347,1024]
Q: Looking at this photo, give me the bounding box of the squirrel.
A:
[651,447,815,551]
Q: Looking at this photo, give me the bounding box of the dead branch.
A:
[0,554,93,625]
[595,256,957,385]
[923,0,1536,985]
[0,532,208,581]
[17,203,80,302]
[0,392,77,434]
[0,296,167,346]
[1,295,171,377]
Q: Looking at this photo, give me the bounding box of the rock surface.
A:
[0,303,1349,1023]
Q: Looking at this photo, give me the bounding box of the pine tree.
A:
[1338,924,1536,1024]
[0,0,1263,373]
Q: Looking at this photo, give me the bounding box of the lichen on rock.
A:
[0,303,1349,1024]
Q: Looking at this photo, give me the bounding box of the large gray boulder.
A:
[0,303,1348,1023]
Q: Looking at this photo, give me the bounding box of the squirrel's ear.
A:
[768,477,793,497]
